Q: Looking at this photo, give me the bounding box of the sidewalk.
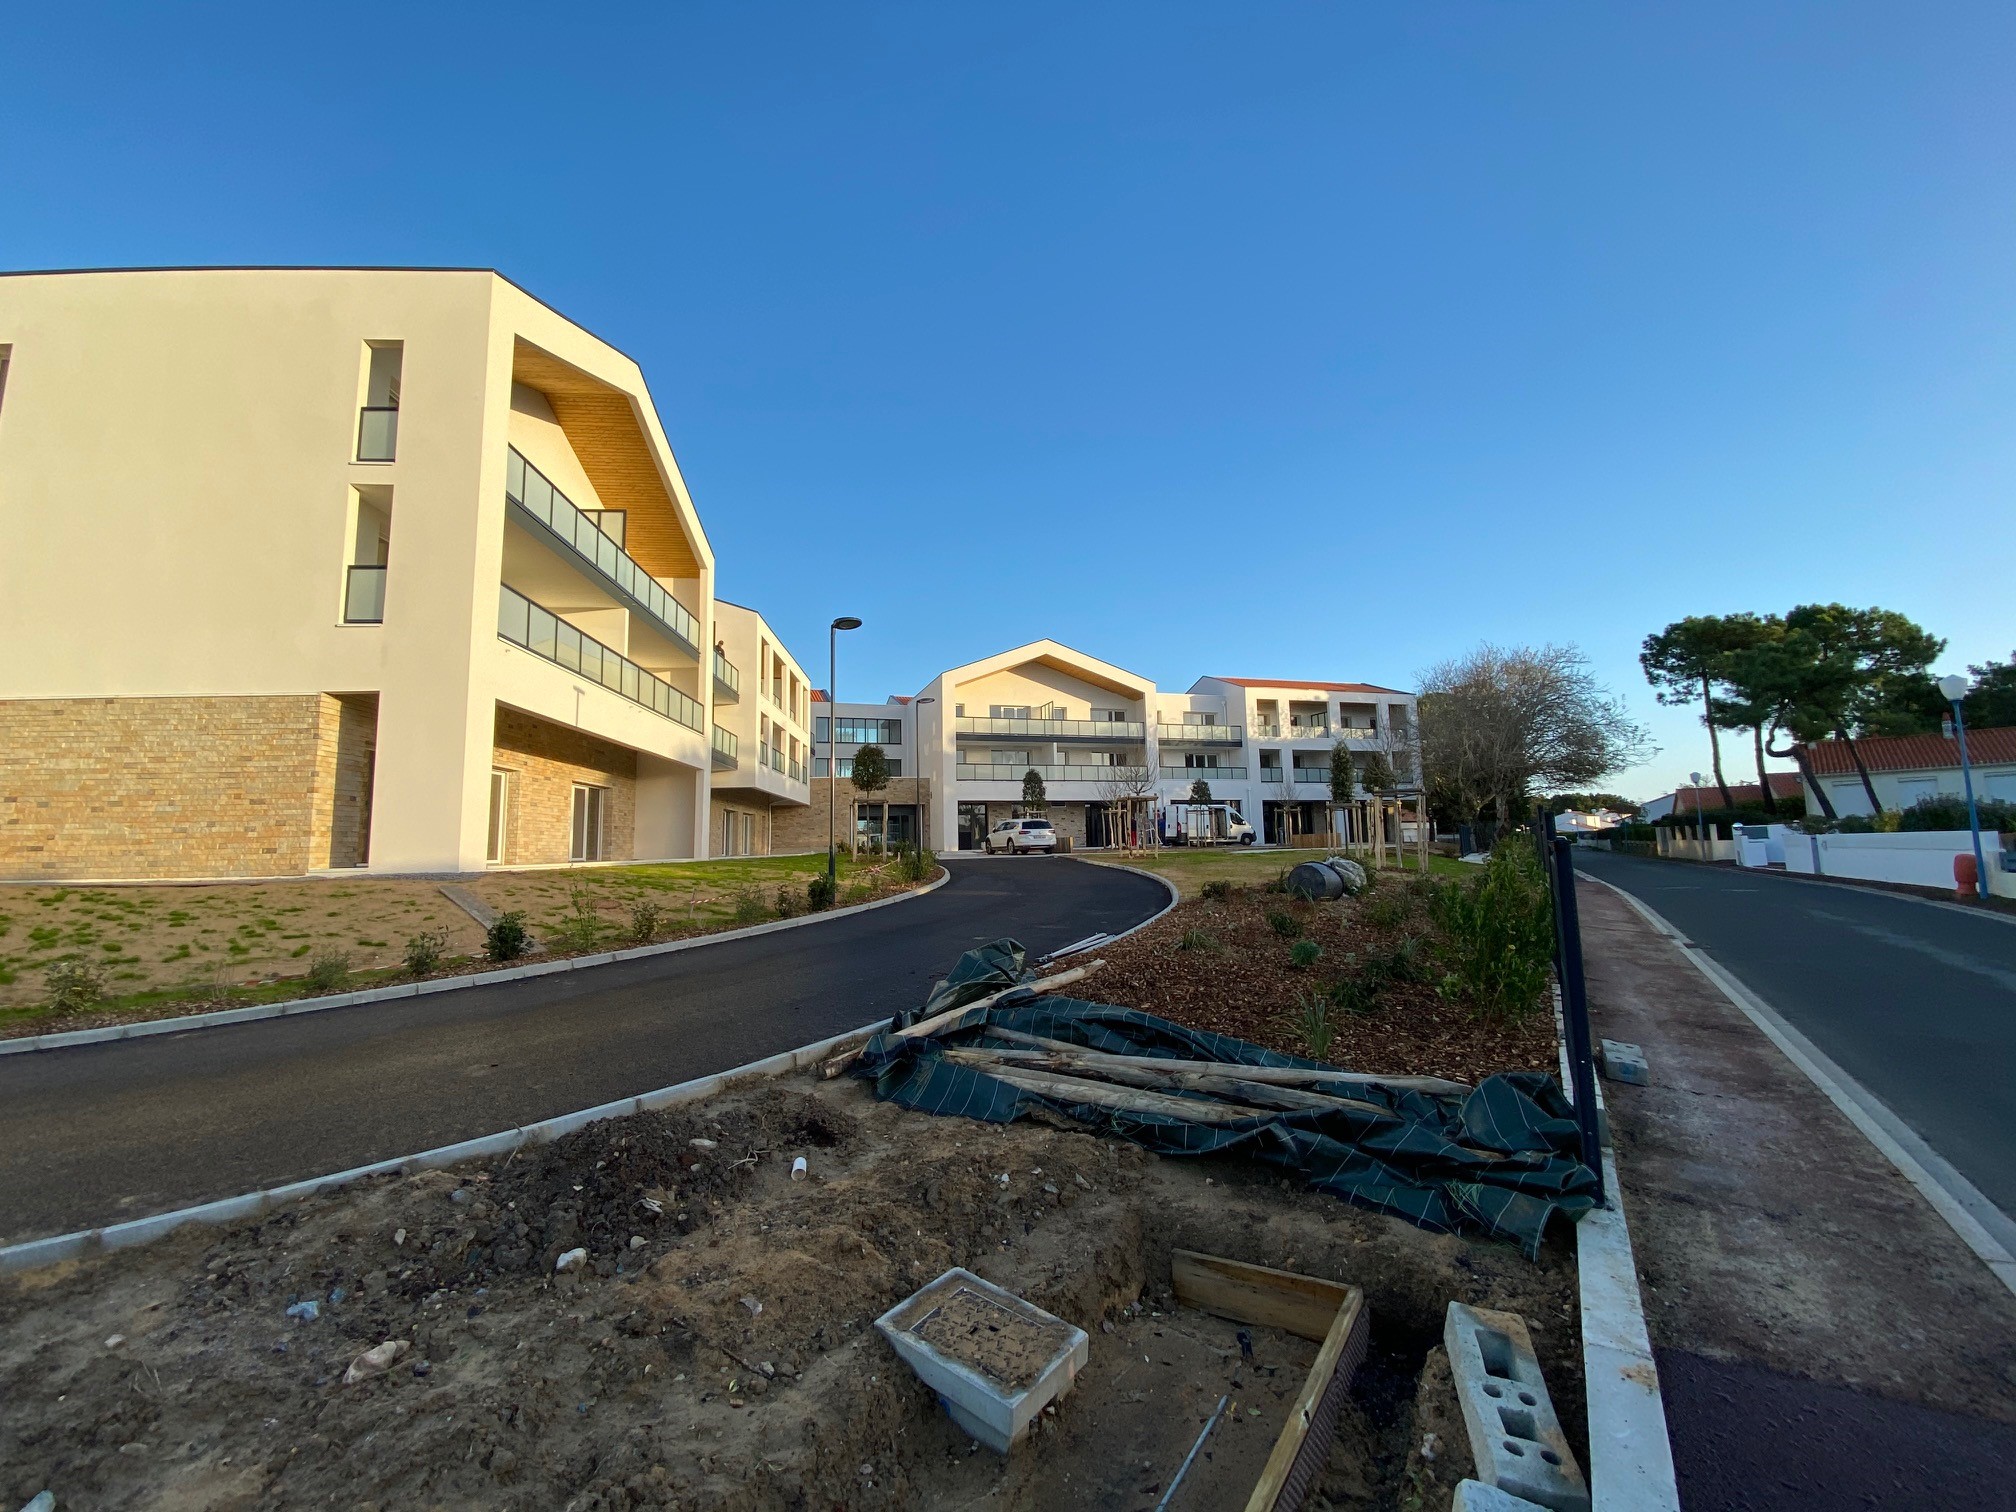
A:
[1577,880,2016,1510]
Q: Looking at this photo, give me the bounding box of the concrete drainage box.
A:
[875,1267,1089,1454]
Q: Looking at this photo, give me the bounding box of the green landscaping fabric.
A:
[904,938,1034,1026]
[854,942,1599,1259]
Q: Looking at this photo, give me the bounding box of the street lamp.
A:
[1690,771,1707,852]
[827,616,862,886]
[1940,674,1989,900]
[910,696,935,855]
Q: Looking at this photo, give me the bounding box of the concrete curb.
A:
[1581,871,2016,1301]
[0,1018,893,1276]
[0,868,950,1058]
[1551,986,1681,1512]
[1070,858,1180,942]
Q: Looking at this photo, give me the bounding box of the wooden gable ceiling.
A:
[511,339,701,580]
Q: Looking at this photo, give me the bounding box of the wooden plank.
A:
[957,1037,1470,1097]
[1171,1250,1354,1344]
[945,1048,1395,1118]
[1244,1287,1367,1512]
[817,961,1103,1079]
[981,1067,1268,1123]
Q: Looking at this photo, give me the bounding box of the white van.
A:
[1160,801,1256,846]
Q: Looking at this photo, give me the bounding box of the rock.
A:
[489,1448,518,1478]
[393,1228,406,1247]
[739,1296,763,1317]
[689,1138,717,1150]
[412,1360,432,1378]
[628,1236,646,1250]
[328,1287,347,1305]
[342,1339,411,1385]
[450,1188,471,1205]
[286,1301,321,1323]
[105,1334,127,1349]
[555,1248,589,1273]
[21,1493,55,1512]
[1042,1183,1059,1195]
[744,1375,769,1397]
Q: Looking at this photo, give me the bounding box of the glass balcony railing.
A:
[955,716,1145,741]
[1261,768,1284,783]
[505,448,699,659]
[497,584,703,733]
[343,565,386,624]
[1155,723,1241,745]
[957,764,1150,783]
[789,755,805,782]
[713,649,741,701]
[1160,766,1248,781]
[356,407,398,462]
[712,725,738,769]
[1335,726,1383,742]
[1292,769,1333,785]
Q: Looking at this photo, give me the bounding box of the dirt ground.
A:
[0,854,922,1033]
[0,1075,1583,1511]
[1083,882,1560,1085]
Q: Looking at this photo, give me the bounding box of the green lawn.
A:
[1089,845,1470,899]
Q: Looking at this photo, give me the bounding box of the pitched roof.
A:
[1670,774,1804,812]
[1798,728,2016,776]
[1211,678,1407,695]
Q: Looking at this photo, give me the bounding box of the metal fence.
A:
[1535,810,1605,1202]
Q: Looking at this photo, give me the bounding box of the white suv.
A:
[985,818,1057,854]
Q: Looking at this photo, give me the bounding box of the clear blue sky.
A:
[6,2,2011,800]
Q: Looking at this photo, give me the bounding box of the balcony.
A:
[1335,726,1383,742]
[1292,769,1333,786]
[1252,721,1332,740]
[356,407,398,463]
[957,764,1150,784]
[506,448,700,660]
[1155,723,1241,746]
[343,565,386,624]
[956,716,1145,742]
[712,725,738,771]
[1261,768,1283,783]
[1161,766,1248,781]
[497,584,704,733]
[789,754,805,782]
[713,649,741,703]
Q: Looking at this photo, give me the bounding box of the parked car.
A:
[985,817,1057,854]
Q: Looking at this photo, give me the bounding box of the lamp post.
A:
[1690,771,1707,853]
[1940,674,1989,900]
[827,616,861,887]
[909,696,935,855]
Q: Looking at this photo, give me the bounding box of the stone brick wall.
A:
[492,707,637,865]
[0,695,326,880]
[773,778,931,853]
[708,796,774,857]
[309,694,379,869]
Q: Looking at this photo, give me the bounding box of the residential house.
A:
[1795,729,2016,818]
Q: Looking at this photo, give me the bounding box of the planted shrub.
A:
[1371,933,1430,984]
[1265,909,1303,940]
[1361,891,1411,930]
[806,872,838,913]
[774,885,802,920]
[1199,878,1233,902]
[485,912,530,963]
[44,956,107,1013]
[842,882,872,906]
[730,885,768,926]
[402,928,450,977]
[305,950,352,991]
[897,846,939,884]
[1291,988,1336,1059]
[628,900,665,945]
[1428,844,1553,1020]
[1289,939,1322,970]
[1177,927,1216,952]
[1898,793,2016,833]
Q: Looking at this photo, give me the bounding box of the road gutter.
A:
[0,868,950,1058]
[1581,871,2016,1300]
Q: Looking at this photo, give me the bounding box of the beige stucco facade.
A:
[0,266,768,880]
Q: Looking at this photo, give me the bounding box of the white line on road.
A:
[1581,871,2016,1302]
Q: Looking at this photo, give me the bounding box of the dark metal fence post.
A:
[1550,835,1605,1202]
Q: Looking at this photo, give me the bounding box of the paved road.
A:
[1573,850,2016,1219]
[0,856,1168,1246]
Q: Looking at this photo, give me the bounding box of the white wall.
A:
[1785,828,2013,897]
[1806,763,2016,818]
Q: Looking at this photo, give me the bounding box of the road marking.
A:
[1580,872,2016,1302]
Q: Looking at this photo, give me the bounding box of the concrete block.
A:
[1444,1303,1590,1512]
[1453,1480,1550,1511]
[875,1268,1089,1453]
[1600,1039,1649,1086]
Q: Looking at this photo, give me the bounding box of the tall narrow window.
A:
[0,345,12,416]
[571,784,606,862]
[487,770,512,863]
[342,485,393,623]
[357,342,403,462]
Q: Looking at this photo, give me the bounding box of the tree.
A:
[1328,739,1356,847]
[1020,767,1047,814]
[1359,750,1397,793]
[1188,776,1213,803]
[1640,615,1773,809]
[1962,652,2016,729]
[1096,762,1158,852]
[850,744,890,854]
[1419,644,1652,828]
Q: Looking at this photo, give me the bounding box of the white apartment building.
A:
[812,641,1419,852]
[0,266,807,879]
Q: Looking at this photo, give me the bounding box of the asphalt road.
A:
[1573,850,2016,1219]
[0,855,1169,1247]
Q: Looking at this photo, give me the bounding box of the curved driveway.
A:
[0,856,1168,1246]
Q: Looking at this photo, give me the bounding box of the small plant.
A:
[1292,988,1336,1059]
[1263,867,1291,894]
[1177,927,1217,952]
[549,886,606,953]
[1289,939,1322,970]
[1371,933,1430,984]
[1265,909,1303,940]
[896,846,938,884]
[730,885,768,926]
[1362,891,1411,930]
[628,899,665,945]
[402,928,450,977]
[485,912,530,963]
[806,871,838,912]
[1427,842,1553,1021]
[44,956,107,1013]
[305,950,352,991]
[1199,879,1233,902]
[774,885,802,920]
[842,882,872,906]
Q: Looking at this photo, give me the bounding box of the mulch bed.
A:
[1078,882,1559,1086]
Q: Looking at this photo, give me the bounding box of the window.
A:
[356,342,402,462]
[819,757,902,779]
[991,705,1033,720]
[570,784,607,862]
[1093,708,1127,722]
[486,770,512,863]
[821,717,903,745]
[955,704,965,717]
[1184,755,1220,769]
[1182,711,1218,726]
